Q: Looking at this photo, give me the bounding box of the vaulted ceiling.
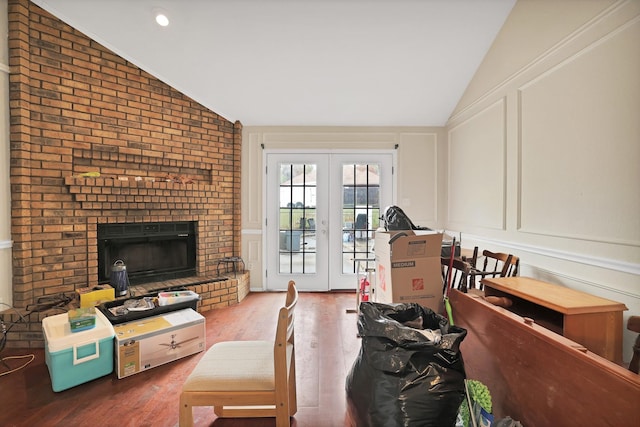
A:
[32,0,516,126]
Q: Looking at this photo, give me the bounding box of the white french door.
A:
[264,151,394,291]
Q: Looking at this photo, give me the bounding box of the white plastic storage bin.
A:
[157,290,199,306]
[42,309,115,392]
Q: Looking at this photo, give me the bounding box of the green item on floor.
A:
[458,379,492,427]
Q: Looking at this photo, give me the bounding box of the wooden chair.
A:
[441,256,473,293]
[179,281,299,427]
[628,316,640,374]
[467,249,519,290]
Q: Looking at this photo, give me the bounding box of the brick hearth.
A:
[2,0,245,347]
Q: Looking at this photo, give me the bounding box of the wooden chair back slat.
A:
[466,248,519,290]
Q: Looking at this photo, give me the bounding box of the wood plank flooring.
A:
[0,291,361,427]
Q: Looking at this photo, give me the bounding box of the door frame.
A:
[262,148,396,291]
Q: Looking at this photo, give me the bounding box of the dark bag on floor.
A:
[346,302,467,427]
[381,205,431,231]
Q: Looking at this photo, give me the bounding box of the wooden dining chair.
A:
[179,281,299,427]
[441,256,473,293]
[628,316,640,374]
[467,249,519,290]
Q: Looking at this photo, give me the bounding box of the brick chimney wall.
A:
[3,0,244,347]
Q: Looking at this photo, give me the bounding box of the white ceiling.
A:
[32,0,516,127]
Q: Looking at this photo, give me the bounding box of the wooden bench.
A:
[449,289,640,426]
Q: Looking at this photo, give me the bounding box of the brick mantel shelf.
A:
[65,176,220,210]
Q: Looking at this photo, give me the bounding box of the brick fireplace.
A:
[3,0,247,347]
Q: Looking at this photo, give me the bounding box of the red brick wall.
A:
[3,0,243,347]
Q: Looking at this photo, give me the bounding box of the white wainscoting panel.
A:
[242,132,266,230]
[448,98,506,229]
[518,18,640,246]
[397,132,438,225]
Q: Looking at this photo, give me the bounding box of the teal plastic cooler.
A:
[43,309,115,392]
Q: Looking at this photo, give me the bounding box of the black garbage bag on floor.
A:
[346,302,467,427]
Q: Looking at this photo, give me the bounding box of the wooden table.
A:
[482,276,628,364]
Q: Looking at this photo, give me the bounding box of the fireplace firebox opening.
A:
[98,221,197,285]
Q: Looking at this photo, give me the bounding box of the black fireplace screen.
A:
[97,221,197,285]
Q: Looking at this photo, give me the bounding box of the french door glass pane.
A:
[278,163,316,274]
[341,164,380,274]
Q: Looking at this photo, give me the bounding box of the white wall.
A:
[446,0,640,363]
[0,0,12,308]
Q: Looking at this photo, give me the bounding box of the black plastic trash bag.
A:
[381,205,432,231]
[346,302,467,427]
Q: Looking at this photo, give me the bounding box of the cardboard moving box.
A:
[113,308,205,379]
[374,230,444,313]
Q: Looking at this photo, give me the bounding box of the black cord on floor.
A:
[25,292,76,313]
[0,293,75,376]
[0,302,36,375]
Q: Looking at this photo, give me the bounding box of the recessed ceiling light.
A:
[154,10,169,27]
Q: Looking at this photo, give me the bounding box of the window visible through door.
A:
[278,163,317,274]
[340,164,380,274]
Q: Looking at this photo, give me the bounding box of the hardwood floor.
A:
[0,291,361,427]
